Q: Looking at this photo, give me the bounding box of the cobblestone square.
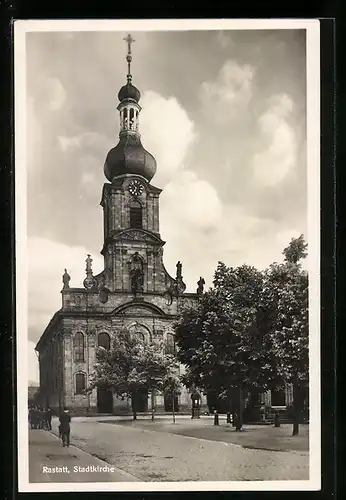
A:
[28,416,310,483]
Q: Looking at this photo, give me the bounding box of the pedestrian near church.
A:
[45,407,52,431]
[59,408,71,447]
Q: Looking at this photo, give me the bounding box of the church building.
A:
[35,35,207,415]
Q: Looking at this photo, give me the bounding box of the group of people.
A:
[28,405,71,447]
[28,405,52,430]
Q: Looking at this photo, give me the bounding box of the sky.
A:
[25,28,307,383]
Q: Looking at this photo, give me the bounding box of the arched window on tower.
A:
[98,332,111,350]
[165,333,176,355]
[73,332,84,362]
[129,108,135,130]
[123,107,128,129]
[75,372,86,395]
[130,200,143,229]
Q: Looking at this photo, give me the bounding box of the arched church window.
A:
[75,372,86,395]
[98,332,111,350]
[73,332,84,362]
[165,333,176,355]
[136,331,145,342]
[129,200,142,229]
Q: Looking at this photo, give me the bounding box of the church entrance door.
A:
[132,389,148,413]
[164,393,179,412]
[97,388,113,413]
[271,388,286,406]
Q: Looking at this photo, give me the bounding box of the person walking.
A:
[45,407,52,431]
[37,407,43,429]
[32,406,39,429]
[28,406,34,429]
[59,408,71,447]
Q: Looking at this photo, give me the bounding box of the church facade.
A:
[35,37,207,415]
[34,37,300,419]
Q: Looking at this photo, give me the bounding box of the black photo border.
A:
[0,5,339,500]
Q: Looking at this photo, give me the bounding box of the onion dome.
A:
[118,82,140,103]
[104,134,157,182]
[103,33,157,183]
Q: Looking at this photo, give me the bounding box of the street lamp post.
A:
[151,389,155,421]
[172,389,176,424]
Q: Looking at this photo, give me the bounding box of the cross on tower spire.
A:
[124,33,135,82]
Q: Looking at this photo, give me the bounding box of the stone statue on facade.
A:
[197,276,205,295]
[130,252,144,296]
[83,254,98,290]
[176,261,182,280]
[163,261,187,305]
[62,269,71,289]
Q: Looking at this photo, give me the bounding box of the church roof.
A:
[104,133,157,183]
[118,82,141,103]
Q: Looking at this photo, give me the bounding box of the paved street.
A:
[29,429,140,483]
[44,416,309,482]
[103,418,309,452]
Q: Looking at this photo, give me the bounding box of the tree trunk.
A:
[132,391,137,420]
[172,390,176,424]
[226,389,232,424]
[235,385,244,431]
[292,384,300,436]
[151,389,155,421]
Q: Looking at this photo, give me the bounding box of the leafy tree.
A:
[87,328,179,419]
[175,264,278,430]
[263,235,309,435]
[162,372,182,423]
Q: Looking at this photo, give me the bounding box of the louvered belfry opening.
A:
[130,200,142,229]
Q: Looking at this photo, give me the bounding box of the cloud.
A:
[28,340,39,383]
[38,76,66,112]
[140,91,197,187]
[216,30,235,49]
[252,94,297,187]
[28,237,103,344]
[161,171,223,231]
[199,60,255,124]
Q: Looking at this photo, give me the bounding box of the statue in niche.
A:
[99,288,109,304]
[130,252,144,296]
[197,277,205,295]
[62,269,71,289]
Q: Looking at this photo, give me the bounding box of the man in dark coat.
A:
[45,407,52,431]
[59,408,71,447]
[38,407,44,429]
[32,406,39,429]
[28,406,34,428]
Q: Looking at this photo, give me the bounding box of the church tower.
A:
[35,35,205,415]
[93,34,186,301]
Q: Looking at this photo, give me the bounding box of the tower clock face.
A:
[128,179,144,196]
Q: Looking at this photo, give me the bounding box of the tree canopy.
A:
[87,328,179,417]
[264,235,309,387]
[175,235,309,432]
[175,264,278,399]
